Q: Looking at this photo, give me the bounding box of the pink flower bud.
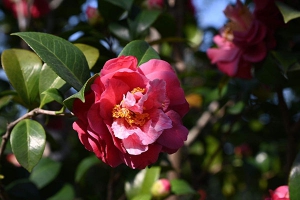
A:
[151,179,171,198]
[266,185,290,200]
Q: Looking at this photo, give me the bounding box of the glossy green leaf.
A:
[74,43,99,70]
[40,88,64,108]
[1,49,42,108]
[75,155,101,183]
[39,63,67,92]
[63,73,99,111]
[12,32,90,91]
[119,40,160,66]
[129,10,161,39]
[103,0,133,11]
[109,23,131,41]
[48,184,75,200]
[276,1,300,23]
[171,179,196,195]
[10,119,46,172]
[289,151,300,200]
[29,157,61,189]
[125,166,161,200]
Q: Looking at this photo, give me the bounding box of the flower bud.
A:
[151,179,171,198]
[266,185,289,200]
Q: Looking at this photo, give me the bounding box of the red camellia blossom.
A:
[207,0,281,79]
[73,56,189,169]
[265,185,290,200]
[3,0,50,18]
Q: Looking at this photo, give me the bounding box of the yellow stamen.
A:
[112,105,149,126]
[131,87,145,94]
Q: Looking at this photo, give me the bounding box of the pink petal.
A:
[122,133,148,155]
[157,110,188,153]
[122,144,162,169]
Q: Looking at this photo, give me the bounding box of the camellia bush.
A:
[1,0,300,199]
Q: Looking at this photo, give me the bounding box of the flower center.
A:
[112,87,149,127]
[112,105,149,126]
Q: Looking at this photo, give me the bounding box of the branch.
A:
[0,108,73,160]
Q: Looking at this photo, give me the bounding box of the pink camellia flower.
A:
[147,0,164,9]
[72,56,189,169]
[207,0,280,79]
[151,179,171,198]
[265,185,290,200]
[3,0,50,18]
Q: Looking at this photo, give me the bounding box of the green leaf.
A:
[109,23,131,41]
[276,1,300,23]
[119,40,160,66]
[0,95,13,110]
[63,73,99,111]
[289,151,300,200]
[10,119,46,172]
[29,157,61,189]
[39,63,67,94]
[103,0,133,11]
[75,155,101,183]
[131,194,151,200]
[48,184,75,200]
[12,32,90,91]
[171,179,196,195]
[125,166,161,200]
[129,10,161,39]
[74,43,99,70]
[1,49,42,108]
[40,88,64,108]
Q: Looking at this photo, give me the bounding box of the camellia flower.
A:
[207,0,281,79]
[72,56,189,169]
[3,0,50,19]
[151,179,171,198]
[265,185,290,200]
[147,0,164,9]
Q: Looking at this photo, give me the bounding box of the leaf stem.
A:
[0,108,73,161]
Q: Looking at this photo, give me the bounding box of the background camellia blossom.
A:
[265,185,290,200]
[207,0,282,79]
[72,55,189,169]
[3,0,50,18]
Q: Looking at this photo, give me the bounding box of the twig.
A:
[0,108,73,160]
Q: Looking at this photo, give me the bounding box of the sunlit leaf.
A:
[289,151,300,200]
[40,88,64,108]
[75,155,101,183]
[119,40,160,66]
[39,63,67,94]
[10,119,46,172]
[276,1,300,23]
[29,157,61,189]
[1,49,42,108]
[74,43,99,70]
[12,32,90,91]
[125,166,161,200]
